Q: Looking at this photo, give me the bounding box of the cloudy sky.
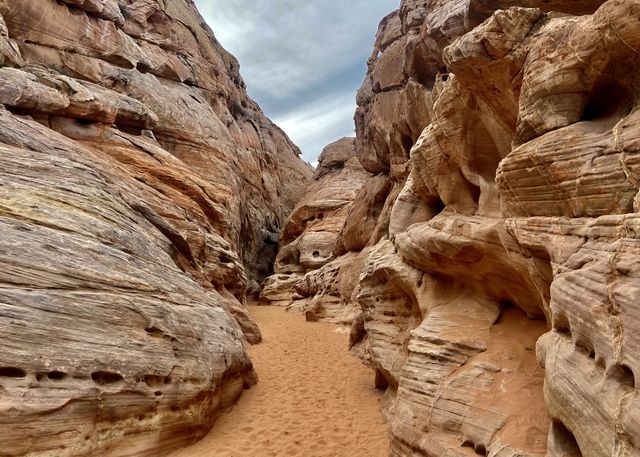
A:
[194,0,399,164]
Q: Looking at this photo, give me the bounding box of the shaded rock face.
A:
[266,0,640,456]
[0,0,311,456]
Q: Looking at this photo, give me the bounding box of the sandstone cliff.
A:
[0,1,311,455]
[261,137,370,323]
[264,0,640,456]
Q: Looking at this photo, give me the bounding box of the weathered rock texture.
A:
[266,0,640,456]
[0,1,311,456]
[261,137,371,323]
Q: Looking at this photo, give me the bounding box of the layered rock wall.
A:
[0,1,311,455]
[265,0,640,456]
[261,137,370,322]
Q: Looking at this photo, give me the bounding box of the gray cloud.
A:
[194,0,399,163]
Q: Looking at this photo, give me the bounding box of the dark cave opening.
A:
[549,420,583,457]
[581,79,633,122]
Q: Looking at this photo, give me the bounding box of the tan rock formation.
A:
[0,0,311,455]
[267,0,640,456]
[261,137,369,319]
[347,1,640,455]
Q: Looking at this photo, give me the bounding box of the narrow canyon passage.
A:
[170,305,389,457]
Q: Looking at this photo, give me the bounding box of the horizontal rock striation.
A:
[0,0,311,456]
[265,0,640,456]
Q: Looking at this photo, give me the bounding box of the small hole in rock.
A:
[117,124,143,136]
[91,371,124,385]
[0,367,26,378]
[118,3,130,18]
[608,364,635,390]
[470,183,481,206]
[312,251,321,258]
[461,441,487,456]
[581,78,633,121]
[554,314,572,336]
[439,67,449,82]
[575,338,595,360]
[550,420,583,457]
[154,390,162,396]
[48,371,67,381]
[76,118,96,126]
[145,326,164,337]
[433,198,445,214]
[492,300,516,325]
[401,133,414,156]
[499,299,515,310]
[374,369,389,390]
[136,61,152,73]
[144,375,166,387]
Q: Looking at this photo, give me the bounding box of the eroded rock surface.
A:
[265,0,640,456]
[0,1,311,455]
[261,137,370,323]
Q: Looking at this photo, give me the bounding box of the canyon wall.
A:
[264,0,640,456]
[0,0,311,456]
[261,137,371,323]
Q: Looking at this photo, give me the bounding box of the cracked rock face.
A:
[0,0,311,455]
[266,0,640,456]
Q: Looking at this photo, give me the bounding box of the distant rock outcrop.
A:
[0,0,311,455]
[264,0,640,456]
[261,137,370,322]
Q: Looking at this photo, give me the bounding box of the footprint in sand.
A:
[169,305,389,457]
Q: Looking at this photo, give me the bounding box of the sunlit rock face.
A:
[268,0,640,455]
[0,0,311,455]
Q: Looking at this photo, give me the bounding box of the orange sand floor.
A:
[169,305,389,457]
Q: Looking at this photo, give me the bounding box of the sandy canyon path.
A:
[170,305,389,457]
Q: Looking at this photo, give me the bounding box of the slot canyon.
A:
[0,0,639,456]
